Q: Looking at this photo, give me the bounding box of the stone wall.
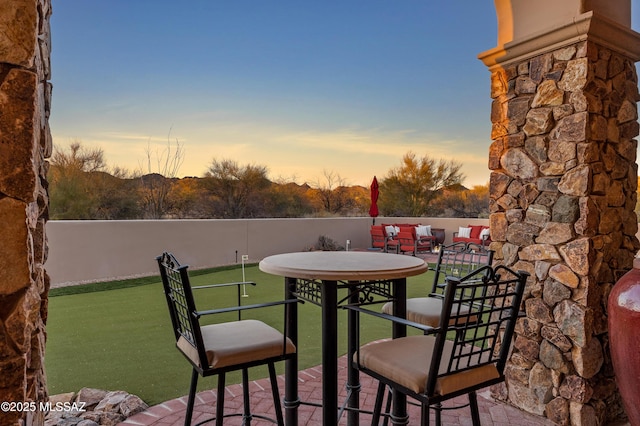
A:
[488,40,640,425]
[0,0,52,425]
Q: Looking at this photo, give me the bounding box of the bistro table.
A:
[259,251,428,426]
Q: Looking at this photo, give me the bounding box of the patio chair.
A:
[452,225,492,250]
[346,264,528,425]
[156,252,298,426]
[381,242,494,326]
[370,225,389,252]
[378,225,399,253]
[396,228,435,256]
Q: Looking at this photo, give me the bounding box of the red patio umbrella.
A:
[369,176,379,224]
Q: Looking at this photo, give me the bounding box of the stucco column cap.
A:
[479,11,640,70]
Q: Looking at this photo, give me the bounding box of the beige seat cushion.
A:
[356,335,499,396]
[381,298,477,327]
[177,319,296,369]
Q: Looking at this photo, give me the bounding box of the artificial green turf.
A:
[47,264,250,297]
[45,264,433,406]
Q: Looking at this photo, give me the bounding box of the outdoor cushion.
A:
[416,225,432,237]
[457,227,472,238]
[384,225,399,237]
[177,319,296,369]
[381,298,478,327]
[356,335,500,396]
[468,225,484,239]
[370,226,386,246]
[398,225,416,233]
[453,236,476,243]
[480,227,490,239]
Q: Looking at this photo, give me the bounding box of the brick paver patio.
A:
[123,353,554,426]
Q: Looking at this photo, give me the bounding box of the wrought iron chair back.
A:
[429,242,494,298]
[351,264,527,426]
[156,252,297,426]
[158,253,209,369]
[426,265,525,395]
[381,242,494,328]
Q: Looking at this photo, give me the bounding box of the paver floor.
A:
[123,354,555,426]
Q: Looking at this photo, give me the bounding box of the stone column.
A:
[479,2,640,424]
[0,0,52,425]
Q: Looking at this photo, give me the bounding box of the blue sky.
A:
[49,1,639,187]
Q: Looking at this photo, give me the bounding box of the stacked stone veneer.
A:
[488,40,640,425]
[0,1,52,425]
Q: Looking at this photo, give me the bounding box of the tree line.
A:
[47,141,489,220]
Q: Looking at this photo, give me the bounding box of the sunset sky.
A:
[49,1,640,188]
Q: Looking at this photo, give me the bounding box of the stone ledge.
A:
[44,388,148,426]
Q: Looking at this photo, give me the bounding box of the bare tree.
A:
[139,133,185,218]
[311,170,352,215]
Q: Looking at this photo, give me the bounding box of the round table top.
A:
[259,251,428,281]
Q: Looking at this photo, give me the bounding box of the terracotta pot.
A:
[608,257,640,426]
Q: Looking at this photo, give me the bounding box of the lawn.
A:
[45,264,433,406]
